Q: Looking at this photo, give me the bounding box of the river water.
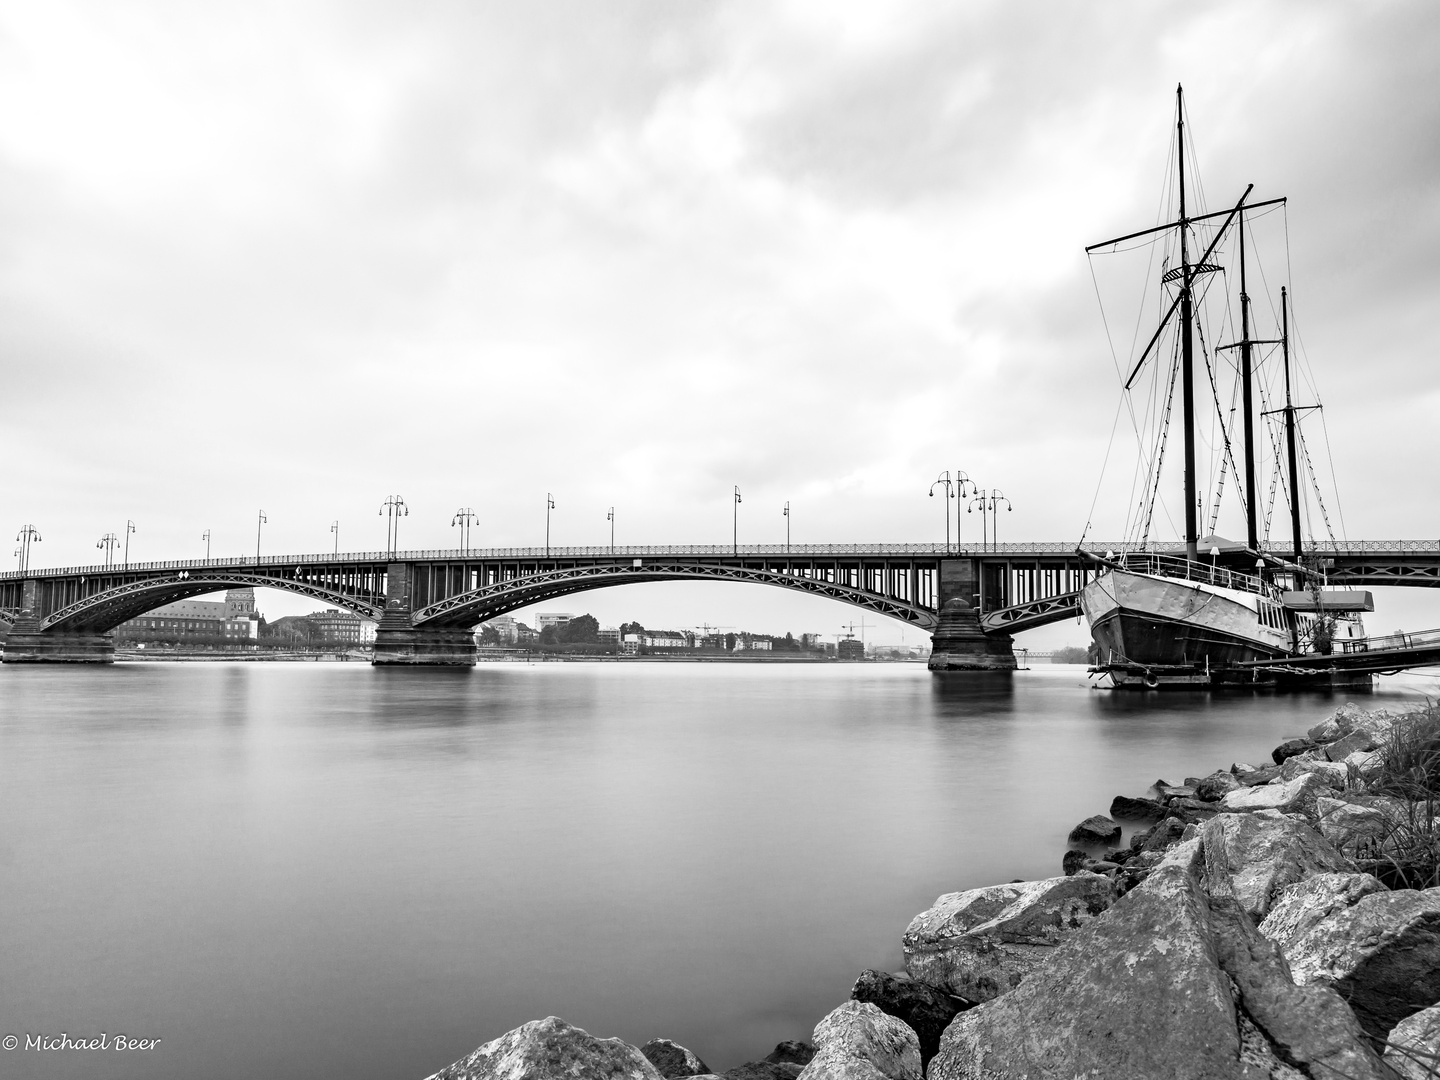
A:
[1,661,1431,1080]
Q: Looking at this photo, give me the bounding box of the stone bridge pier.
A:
[2,580,115,663]
[371,564,476,666]
[928,557,1017,672]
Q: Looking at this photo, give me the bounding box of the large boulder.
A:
[1280,886,1440,1039]
[1194,770,1241,801]
[1202,810,1356,921]
[1108,795,1167,822]
[1218,772,1329,817]
[1308,702,1366,743]
[1385,1003,1440,1080]
[928,848,1244,1080]
[928,840,1393,1080]
[763,1043,815,1067]
[796,1001,920,1080]
[1315,797,1394,850]
[424,1017,664,1080]
[1067,815,1120,845]
[1277,754,1349,790]
[1272,737,1318,765]
[1325,728,1378,761]
[849,969,964,1068]
[902,873,1118,1004]
[1258,871,1388,951]
[640,1040,711,1078]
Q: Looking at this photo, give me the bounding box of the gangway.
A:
[1238,627,1440,677]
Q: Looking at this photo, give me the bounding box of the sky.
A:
[2,0,1438,645]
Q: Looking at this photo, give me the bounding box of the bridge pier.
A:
[1,605,115,663]
[370,564,476,666]
[928,559,1017,672]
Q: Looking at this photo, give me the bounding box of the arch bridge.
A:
[1,540,1435,668]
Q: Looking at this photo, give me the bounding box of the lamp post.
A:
[378,496,407,556]
[783,501,790,554]
[929,472,954,550]
[330,521,339,555]
[452,507,477,555]
[733,486,742,555]
[607,507,615,555]
[124,519,136,570]
[545,494,555,557]
[203,529,211,559]
[968,489,1012,552]
[97,532,119,568]
[952,470,973,548]
[255,511,267,561]
[15,525,41,574]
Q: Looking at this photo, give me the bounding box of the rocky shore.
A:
[420,701,1440,1080]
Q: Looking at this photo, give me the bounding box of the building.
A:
[483,615,520,644]
[536,613,575,631]
[305,608,374,645]
[838,637,866,661]
[598,626,620,644]
[735,635,772,652]
[116,589,261,647]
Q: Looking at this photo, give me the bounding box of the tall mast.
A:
[1281,286,1303,563]
[1177,85,1199,563]
[1239,207,1258,551]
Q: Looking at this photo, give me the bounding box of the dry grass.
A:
[1345,704,1440,890]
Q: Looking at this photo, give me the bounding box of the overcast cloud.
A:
[3,0,1438,639]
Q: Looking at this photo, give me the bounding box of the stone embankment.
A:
[421,702,1440,1080]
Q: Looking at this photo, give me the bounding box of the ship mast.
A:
[1280,286,1304,562]
[1238,212,1258,552]
[1177,85,1199,563]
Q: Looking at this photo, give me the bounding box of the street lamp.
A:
[783,501,790,554]
[203,529,211,560]
[379,496,407,556]
[15,525,41,574]
[929,472,954,550]
[607,507,615,555]
[330,520,339,555]
[97,532,119,568]
[124,519,136,570]
[733,486,742,555]
[544,494,556,557]
[452,507,477,555]
[256,511,267,560]
[967,488,1012,552]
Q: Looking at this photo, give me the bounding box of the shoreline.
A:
[421,698,1440,1080]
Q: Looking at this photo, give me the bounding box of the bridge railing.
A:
[3,539,1437,581]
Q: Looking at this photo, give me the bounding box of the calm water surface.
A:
[2,661,1431,1080]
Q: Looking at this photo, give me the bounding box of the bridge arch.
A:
[39,572,382,634]
[410,561,938,631]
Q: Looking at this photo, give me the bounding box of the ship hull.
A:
[1081,568,1292,687]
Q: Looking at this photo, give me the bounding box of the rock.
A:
[1281,886,1440,1039]
[1385,1003,1440,1080]
[726,1064,801,1080]
[1155,783,1197,802]
[1315,797,1393,849]
[1219,772,1330,817]
[849,970,963,1068]
[1163,797,1221,824]
[1061,849,1091,875]
[903,873,1118,1004]
[1325,727,1378,761]
[424,1017,664,1080]
[797,1001,920,1080]
[1272,736,1318,765]
[1309,702,1365,743]
[1108,794,1167,822]
[1206,895,1396,1080]
[1137,816,1188,853]
[1259,871,1389,952]
[763,1042,816,1067]
[1234,763,1281,786]
[928,858,1243,1079]
[640,1040,711,1078]
[1194,770,1241,801]
[1345,748,1384,774]
[1066,814,1120,845]
[1202,810,1356,922]
[1277,754,1349,790]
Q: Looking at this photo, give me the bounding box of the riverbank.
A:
[420,699,1440,1080]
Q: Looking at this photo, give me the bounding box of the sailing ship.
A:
[1078,86,1371,689]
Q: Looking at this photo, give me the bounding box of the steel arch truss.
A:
[413,561,938,630]
[42,573,383,633]
[981,592,1083,635]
